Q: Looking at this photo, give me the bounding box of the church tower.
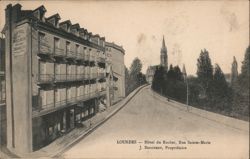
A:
[160,36,168,71]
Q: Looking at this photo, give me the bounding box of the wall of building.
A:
[106,43,125,102]
[3,4,108,153]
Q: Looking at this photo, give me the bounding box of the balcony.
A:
[98,57,106,63]
[84,73,90,80]
[76,74,85,81]
[76,53,84,60]
[85,54,90,61]
[54,48,65,57]
[98,73,105,79]
[66,50,76,59]
[55,99,67,108]
[90,73,98,79]
[37,74,54,84]
[32,90,106,117]
[55,74,67,82]
[67,96,77,105]
[38,41,53,56]
[89,55,96,62]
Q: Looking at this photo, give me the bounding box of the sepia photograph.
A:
[0,0,249,158]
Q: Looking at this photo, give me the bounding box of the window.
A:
[66,41,70,52]
[38,32,45,43]
[39,61,46,74]
[40,90,46,107]
[67,65,71,75]
[55,89,60,103]
[67,88,71,99]
[55,63,60,74]
[48,127,53,136]
[54,37,60,49]
[76,44,79,54]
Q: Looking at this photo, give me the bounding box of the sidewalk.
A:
[1,84,147,158]
[151,89,249,132]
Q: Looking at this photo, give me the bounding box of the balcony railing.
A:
[55,74,67,82]
[76,74,85,80]
[55,99,67,108]
[98,73,105,78]
[54,48,65,57]
[37,74,54,83]
[39,41,53,55]
[66,50,76,58]
[85,54,90,61]
[37,72,103,84]
[89,55,96,61]
[90,73,98,79]
[55,74,84,82]
[84,73,90,80]
[76,53,84,60]
[33,90,107,117]
[98,57,106,63]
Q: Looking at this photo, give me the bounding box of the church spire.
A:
[161,35,167,51]
[160,35,168,70]
[162,36,166,48]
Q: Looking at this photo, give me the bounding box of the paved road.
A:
[63,87,249,159]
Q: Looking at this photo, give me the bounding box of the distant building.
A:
[146,65,158,84]
[2,4,111,153]
[105,42,125,103]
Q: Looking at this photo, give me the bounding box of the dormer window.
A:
[59,20,72,32]
[46,14,61,28]
[32,5,46,21]
[71,24,80,36]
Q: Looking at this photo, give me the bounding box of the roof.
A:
[105,42,125,54]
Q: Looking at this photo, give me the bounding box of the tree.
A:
[130,57,142,75]
[232,46,249,119]
[196,49,213,97]
[125,66,130,95]
[238,46,249,86]
[173,65,183,81]
[210,64,232,111]
[167,64,175,80]
[127,57,145,94]
[152,66,166,94]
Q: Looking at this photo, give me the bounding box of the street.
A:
[62,86,249,159]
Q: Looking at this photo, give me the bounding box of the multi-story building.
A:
[3,4,107,153]
[0,37,6,146]
[105,42,125,103]
[0,37,5,103]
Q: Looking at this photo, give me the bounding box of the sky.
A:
[0,0,249,75]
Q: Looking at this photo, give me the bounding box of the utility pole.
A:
[186,80,189,109]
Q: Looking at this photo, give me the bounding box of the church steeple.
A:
[160,35,168,71]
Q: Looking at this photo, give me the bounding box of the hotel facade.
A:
[2,4,125,153]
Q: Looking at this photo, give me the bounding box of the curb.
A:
[152,89,249,132]
[53,84,148,157]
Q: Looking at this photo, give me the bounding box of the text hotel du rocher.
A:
[117,139,211,150]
